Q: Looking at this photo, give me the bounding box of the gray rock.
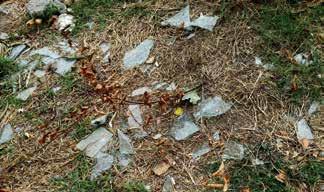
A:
[127,105,143,128]
[222,142,245,160]
[57,13,74,32]
[0,124,13,145]
[52,86,61,93]
[76,127,113,158]
[34,70,46,78]
[296,119,314,140]
[162,175,175,192]
[294,53,312,66]
[192,143,211,160]
[194,96,232,119]
[0,32,9,40]
[30,46,76,75]
[16,86,37,101]
[9,44,27,60]
[252,158,264,166]
[254,56,274,70]
[118,154,132,167]
[131,87,152,97]
[31,47,60,59]
[26,0,66,17]
[161,5,191,28]
[308,101,320,115]
[170,114,200,141]
[91,113,111,127]
[55,58,76,75]
[190,15,219,31]
[99,42,111,63]
[90,152,114,180]
[123,39,154,69]
[213,131,220,141]
[118,129,134,155]
[182,90,200,104]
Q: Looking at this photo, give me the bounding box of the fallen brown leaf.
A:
[152,161,170,176]
[275,169,287,183]
[205,183,224,189]
[223,174,230,192]
[299,138,310,149]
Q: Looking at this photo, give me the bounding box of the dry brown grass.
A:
[0,1,322,192]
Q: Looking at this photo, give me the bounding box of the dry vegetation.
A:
[0,0,323,192]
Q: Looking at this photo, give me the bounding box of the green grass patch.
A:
[121,181,149,192]
[51,154,113,192]
[59,73,79,91]
[254,4,323,103]
[71,0,153,35]
[72,118,92,140]
[299,160,324,188]
[206,158,324,192]
[0,56,19,80]
[0,95,23,109]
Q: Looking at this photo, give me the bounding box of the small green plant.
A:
[59,73,78,91]
[0,95,23,109]
[299,160,324,188]
[72,118,92,140]
[51,154,113,192]
[122,181,148,192]
[71,0,154,35]
[254,4,323,103]
[39,4,60,20]
[0,56,18,80]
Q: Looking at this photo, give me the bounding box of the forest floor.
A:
[0,0,323,192]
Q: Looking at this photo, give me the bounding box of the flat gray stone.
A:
[0,124,13,145]
[16,86,37,101]
[192,143,211,160]
[162,175,175,192]
[55,58,76,75]
[100,42,111,63]
[31,47,61,58]
[52,86,61,93]
[123,39,154,69]
[57,13,74,32]
[90,152,114,180]
[27,0,51,16]
[127,105,143,128]
[76,128,113,158]
[254,56,274,70]
[131,87,152,97]
[34,70,46,78]
[294,53,312,66]
[182,90,200,104]
[222,142,244,160]
[26,0,66,17]
[161,5,191,28]
[170,114,200,141]
[213,131,220,141]
[308,101,320,115]
[9,44,27,60]
[194,96,232,119]
[190,15,219,31]
[91,113,111,127]
[118,154,132,167]
[0,32,9,40]
[296,119,314,140]
[118,129,134,155]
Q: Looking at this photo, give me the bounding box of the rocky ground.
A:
[0,0,323,192]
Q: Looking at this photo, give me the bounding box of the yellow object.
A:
[174,107,184,116]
